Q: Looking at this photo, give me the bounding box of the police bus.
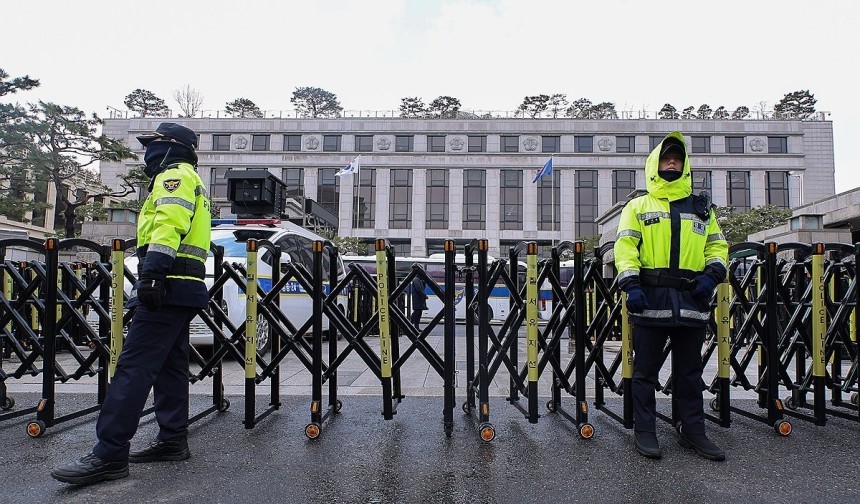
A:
[342,254,552,322]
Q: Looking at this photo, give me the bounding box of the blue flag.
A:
[532,157,553,183]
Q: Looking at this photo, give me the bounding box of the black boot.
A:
[678,431,726,461]
[51,453,129,485]
[129,437,190,463]
[634,430,662,459]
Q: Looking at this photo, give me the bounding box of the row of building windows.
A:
[210,133,790,154]
[210,168,790,236]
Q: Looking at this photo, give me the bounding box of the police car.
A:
[125,218,346,353]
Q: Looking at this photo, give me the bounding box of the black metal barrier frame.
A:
[0,238,113,436]
[318,238,457,438]
[462,239,596,441]
[2,234,857,441]
[1,238,49,422]
[766,242,859,424]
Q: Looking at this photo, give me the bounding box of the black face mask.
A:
[658,170,682,182]
[143,141,197,178]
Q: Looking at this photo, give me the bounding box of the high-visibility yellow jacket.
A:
[130,162,211,309]
[613,132,728,327]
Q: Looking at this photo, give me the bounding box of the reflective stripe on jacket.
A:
[614,132,728,327]
[131,162,211,309]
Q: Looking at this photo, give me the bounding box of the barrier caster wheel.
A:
[784,397,797,410]
[218,399,230,412]
[1,396,14,410]
[462,402,472,414]
[709,398,719,412]
[578,423,595,439]
[26,420,46,438]
[851,393,858,406]
[478,423,495,442]
[546,400,556,413]
[774,420,792,437]
[305,422,322,440]
[334,400,343,413]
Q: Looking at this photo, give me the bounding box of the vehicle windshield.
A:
[210,229,276,257]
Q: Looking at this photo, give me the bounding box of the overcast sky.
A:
[4,0,859,193]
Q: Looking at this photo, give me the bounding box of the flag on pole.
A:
[336,155,361,177]
[532,157,553,183]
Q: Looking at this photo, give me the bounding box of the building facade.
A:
[101,117,835,257]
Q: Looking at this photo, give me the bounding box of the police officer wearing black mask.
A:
[52,123,211,485]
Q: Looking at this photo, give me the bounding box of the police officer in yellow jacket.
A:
[614,132,728,461]
[52,123,211,485]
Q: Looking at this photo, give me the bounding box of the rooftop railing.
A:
[105,107,831,122]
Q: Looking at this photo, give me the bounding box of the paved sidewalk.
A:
[5,331,764,400]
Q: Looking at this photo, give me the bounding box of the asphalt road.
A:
[0,393,858,504]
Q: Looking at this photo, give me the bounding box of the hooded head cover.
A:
[645,131,691,201]
[137,123,199,178]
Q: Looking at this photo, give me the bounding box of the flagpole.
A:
[355,155,361,230]
[551,156,555,248]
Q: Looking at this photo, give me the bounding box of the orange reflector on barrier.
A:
[481,403,489,416]
[815,243,824,254]
[768,242,777,254]
[580,424,594,439]
[445,240,454,251]
[480,426,495,442]
[37,398,46,412]
[580,402,588,414]
[575,242,583,253]
[313,241,323,252]
[479,240,488,251]
[778,421,792,436]
[311,401,319,414]
[375,239,385,251]
[775,399,784,410]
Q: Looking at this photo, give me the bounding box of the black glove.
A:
[626,288,648,314]
[137,276,165,310]
[692,275,717,303]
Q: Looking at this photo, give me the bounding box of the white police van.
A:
[125,218,346,353]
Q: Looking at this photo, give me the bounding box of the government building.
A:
[100,116,835,257]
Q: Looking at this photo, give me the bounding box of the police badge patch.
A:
[693,221,707,235]
[163,179,181,192]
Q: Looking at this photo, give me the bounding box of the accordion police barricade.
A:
[545,241,609,438]
[234,238,280,429]
[0,238,49,422]
[112,239,232,426]
[321,239,458,438]
[240,237,343,435]
[778,242,859,424]
[715,242,792,436]
[23,238,114,437]
[822,243,859,420]
[463,240,557,441]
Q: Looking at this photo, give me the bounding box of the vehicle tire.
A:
[256,313,271,355]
